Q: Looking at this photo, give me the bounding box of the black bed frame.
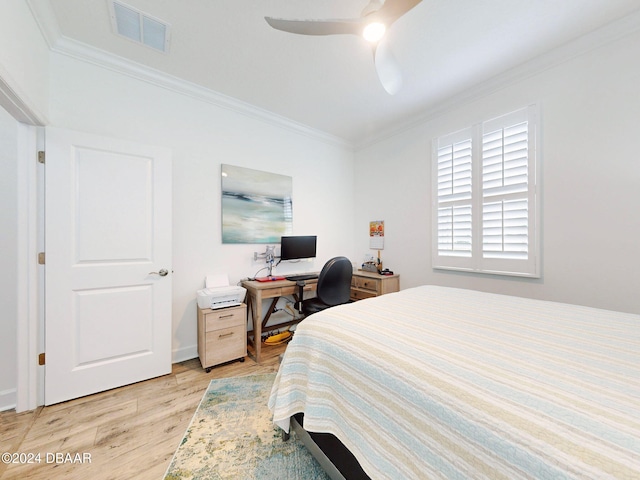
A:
[284,413,371,480]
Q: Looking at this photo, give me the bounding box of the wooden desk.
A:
[242,277,318,363]
[242,271,400,363]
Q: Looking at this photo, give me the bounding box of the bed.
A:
[268,285,640,479]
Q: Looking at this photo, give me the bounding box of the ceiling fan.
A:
[264,0,422,95]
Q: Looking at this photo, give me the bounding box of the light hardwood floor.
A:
[0,343,287,480]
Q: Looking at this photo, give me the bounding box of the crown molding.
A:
[25,0,352,150]
[355,8,640,150]
[25,2,640,151]
[53,36,352,149]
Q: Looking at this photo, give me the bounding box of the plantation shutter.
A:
[433,128,474,270]
[432,105,539,277]
[482,113,529,260]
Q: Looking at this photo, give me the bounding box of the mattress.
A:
[268,285,640,479]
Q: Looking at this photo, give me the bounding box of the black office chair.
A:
[296,256,353,316]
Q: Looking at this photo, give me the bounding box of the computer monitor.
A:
[280,235,317,261]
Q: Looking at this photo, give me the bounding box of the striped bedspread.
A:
[268,285,640,479]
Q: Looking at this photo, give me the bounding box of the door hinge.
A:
[38,252,45,265]
[38,353,45,366]
[37,151,45,164]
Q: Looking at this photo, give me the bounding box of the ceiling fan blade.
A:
[265,17,362,36]
[374,0,422,26]
[374,40,403,95]
[361,0,384,17]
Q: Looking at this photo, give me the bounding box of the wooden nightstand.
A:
[350,271,400,301]
[197,304,247,372]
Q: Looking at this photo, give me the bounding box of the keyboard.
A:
[254,276,286,282]
[285,273,318,281]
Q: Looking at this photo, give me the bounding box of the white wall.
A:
[355,29,640,314]
[48,53,356,361]
[0,105,18,410]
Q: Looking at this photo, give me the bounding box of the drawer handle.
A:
[219,332,234,338]
[218,314,234,319]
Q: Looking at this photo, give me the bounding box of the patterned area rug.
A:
[164,373,330,480]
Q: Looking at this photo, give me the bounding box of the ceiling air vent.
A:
[110,1,171,53]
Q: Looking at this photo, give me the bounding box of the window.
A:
[432,106,539,277]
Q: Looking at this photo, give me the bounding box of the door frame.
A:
[15,123,44,412]
[6,81,46,411]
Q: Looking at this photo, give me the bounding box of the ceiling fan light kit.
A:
[362,22,386,43]
[264,0,422,94]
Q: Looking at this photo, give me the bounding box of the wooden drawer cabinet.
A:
[350,271,399,301]
[198,304,246,372]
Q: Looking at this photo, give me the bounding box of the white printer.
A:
[196,274,246,310]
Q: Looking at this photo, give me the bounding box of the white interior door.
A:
[44,127,172,405]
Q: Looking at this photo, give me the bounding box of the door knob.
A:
[149,268,169,277]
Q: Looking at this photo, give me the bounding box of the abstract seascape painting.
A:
[221,164,293,243]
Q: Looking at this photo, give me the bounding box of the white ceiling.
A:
[31,0,640,145]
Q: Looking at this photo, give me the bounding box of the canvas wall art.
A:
[221,164,293,243]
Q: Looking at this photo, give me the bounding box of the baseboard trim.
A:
[0,388,17,412]
[172,345,197,364]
